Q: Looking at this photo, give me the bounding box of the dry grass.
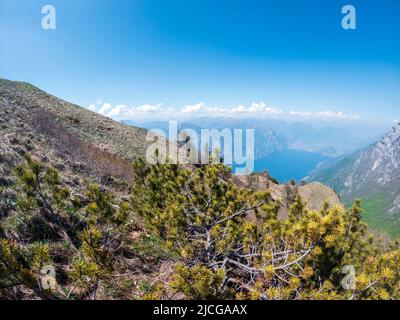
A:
[30,109,133,180]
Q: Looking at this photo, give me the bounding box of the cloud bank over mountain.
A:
[86,101,360,122]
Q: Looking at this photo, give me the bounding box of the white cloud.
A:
[181,102,208,114]
[85,101,359,122]
[230,102,283,115]
[87,104,97,112]
[98,102,113,115]
[107,104,127,117]
[180,102,283,117]
[289,110,360,121]
[137,104,162,112]
[86,102,168,119]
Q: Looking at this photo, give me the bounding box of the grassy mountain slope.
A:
[0,79,148,159]
[0,79,170,299]
[0,78,153,183]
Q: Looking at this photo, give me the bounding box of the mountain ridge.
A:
[308,122,400,236]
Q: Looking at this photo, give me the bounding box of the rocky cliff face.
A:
[308,122,400,236]
[342,124,400,193]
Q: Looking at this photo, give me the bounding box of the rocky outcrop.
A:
[234,171,343,220]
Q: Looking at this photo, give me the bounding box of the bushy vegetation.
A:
[1,155,400,300]
[131,160,400,300]
[0,155,137,299]
[361,194,400,238]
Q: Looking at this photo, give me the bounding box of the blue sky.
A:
[1,0,399,124]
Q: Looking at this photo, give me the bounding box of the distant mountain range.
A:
[127,117,385,157]
[127,118,385,182]
[308,123,400,237]
[123,119,288,159]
